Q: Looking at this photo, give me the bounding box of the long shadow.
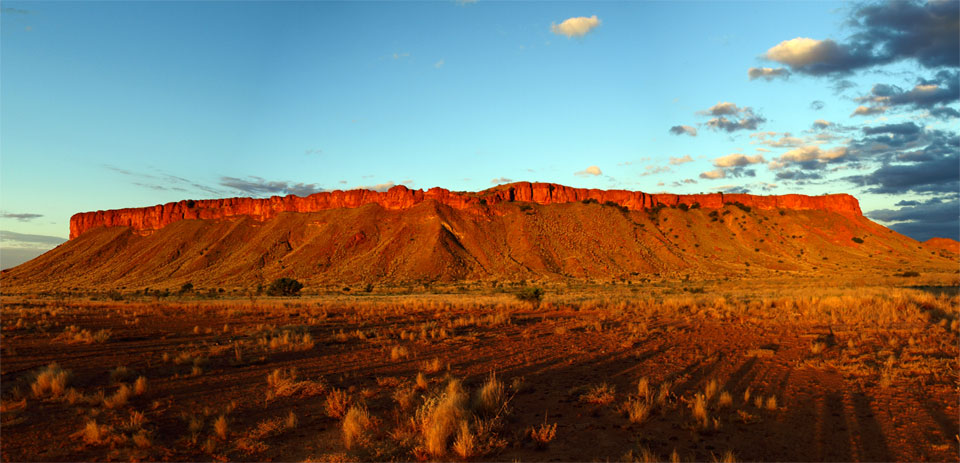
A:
[850,392,892,461]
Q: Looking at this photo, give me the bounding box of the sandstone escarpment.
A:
[70,182,862,239]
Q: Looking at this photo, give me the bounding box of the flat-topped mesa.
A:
[69,182,862,239]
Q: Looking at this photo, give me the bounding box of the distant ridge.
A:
[4,182,955,291]
[70,182,862,239]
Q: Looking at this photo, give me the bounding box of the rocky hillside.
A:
[3,183,954,291]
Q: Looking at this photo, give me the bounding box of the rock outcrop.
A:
[70,182,862,239]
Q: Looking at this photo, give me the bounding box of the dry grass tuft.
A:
[691,393,708,427]
[580,383,616,405]
[452,421,477,459]
[31,363,69,399]
[718,391,733,408]
[341,404,373,450]
[529,420,557,449]
[417,379,468,457]
[765,396,778,410]
[103,384,131,409]
[474,373,505,417]
[325,388,351,419]
[623,398,650,424]
[214,415,228,440]
[77,420,111,445]
[133,376,148,396]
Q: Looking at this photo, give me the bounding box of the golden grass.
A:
[623,398,650,424]
[214,415,228,440]
[474,373,505,417]
[417,379,468,457]
[452,421,477,459]
[341,405,373,450]
[580,383,616,405]
[31,363,69,399]
[529,420,557,448]
[133,376,148,396]
[325,388,351,419]
[691,393,708,428]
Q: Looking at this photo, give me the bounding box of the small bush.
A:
[851,237,864,244]
[266,278,303,297]
[677,203,689,211]
[895,271,920,277]
[581,198,599,205]
[731,202,751,212]
[516,287,544,305]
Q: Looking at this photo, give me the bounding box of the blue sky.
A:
[1,0,957,260]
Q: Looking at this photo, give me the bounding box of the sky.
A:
[1,0,958,268]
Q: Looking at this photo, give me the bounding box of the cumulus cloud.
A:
[846,153,959,194]
[810,100,826,110]
[712,153,765,167]
[669,125,697,136]
[698,102,766,132]
[0,212,43,222]
[669,155,694,165]
[551,15,601,38]
[750,131,807,148]
[219,176,324,197]
[699,169,726,179]
[760,1,959,75]
[748,67,791,81]
[855,71,960,116]
[867,197,959,241]
[490,177,513,184]
[768,145,849,169]
[575,165,603,176]
[812,119,832,130]
[851,105,887,117]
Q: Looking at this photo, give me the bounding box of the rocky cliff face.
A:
[70,182,862,239]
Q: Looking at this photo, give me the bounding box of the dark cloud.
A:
[866,197,959,241]
[857,71,959,112]
[810,100,826,110]
[219,176,324,197]
[775,170,824,181]
[846,153,959,194]
[832,80,858,94]
[929,107,960,119]
[863,122,922,136]
[103,164,225,196]
[748,67,791,81]
[698,103,766,132]
[0,230,67,246]
[762,0,959,76]
[668,125,697,136]
[0,212,43,222]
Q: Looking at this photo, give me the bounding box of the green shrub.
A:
[266,278,304,297]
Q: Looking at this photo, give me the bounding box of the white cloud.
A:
[575,165,603,176]
[490,177,513,184]
[434,59,444,69]
[763,37,842,68]
[551,15,601,38]
[392,52,410,60]
[699,169,726,180]
[712,153,765,167]
[669,155,694,165]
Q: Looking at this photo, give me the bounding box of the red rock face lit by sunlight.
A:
[69,182,862,239]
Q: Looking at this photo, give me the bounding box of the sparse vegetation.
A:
[266,277,304,297]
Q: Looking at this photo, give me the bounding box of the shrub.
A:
[851,237,864,244]
[266,278,303,297]
[731,202,751,212]
[603,201,629,213]
[515,287,544,305]
[677,203,689,211]
[581,198,599,205]
[179,282,194,294]
[518,203,533,212]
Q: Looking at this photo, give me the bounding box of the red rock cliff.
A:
[69,182,862,239]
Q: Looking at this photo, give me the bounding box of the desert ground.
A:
[1,275,957,462]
